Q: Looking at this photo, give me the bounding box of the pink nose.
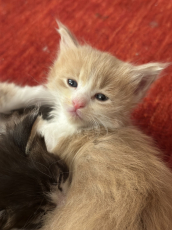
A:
[72,99,85,110]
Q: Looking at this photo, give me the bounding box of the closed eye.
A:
[95,93,108,101]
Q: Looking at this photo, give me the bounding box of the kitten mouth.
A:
[68,109,82,119]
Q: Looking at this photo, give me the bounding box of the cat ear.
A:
[13,111,39,155]
[131,62,168,103]
[56,20,79,51]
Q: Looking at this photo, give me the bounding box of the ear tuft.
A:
[56,20,79,51]
[131,62,169,103]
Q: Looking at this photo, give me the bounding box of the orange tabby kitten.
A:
[0,23,172,230]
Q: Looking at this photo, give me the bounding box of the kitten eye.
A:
[67,79,78,87]
[95,93,108,101]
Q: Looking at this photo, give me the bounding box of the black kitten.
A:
[0,111,69,230]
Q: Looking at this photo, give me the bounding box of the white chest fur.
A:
[37,111,76,152]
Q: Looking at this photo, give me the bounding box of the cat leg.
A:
[0,82,54,113]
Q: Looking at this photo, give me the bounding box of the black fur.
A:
[0,111,69,230]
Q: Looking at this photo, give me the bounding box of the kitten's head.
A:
[47,22,167,130]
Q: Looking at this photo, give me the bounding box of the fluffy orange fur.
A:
[40,24,172,229]
[41,127,172,230]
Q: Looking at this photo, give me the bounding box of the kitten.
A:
[0,23,172,229]
[0,110,69,230]
[0,23,167,152]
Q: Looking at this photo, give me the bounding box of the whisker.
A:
[22,197,45,228]
[29,155,52,179]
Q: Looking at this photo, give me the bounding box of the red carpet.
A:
[0,0,172,166]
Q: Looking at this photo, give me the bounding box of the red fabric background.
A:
[0,0,172,166]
